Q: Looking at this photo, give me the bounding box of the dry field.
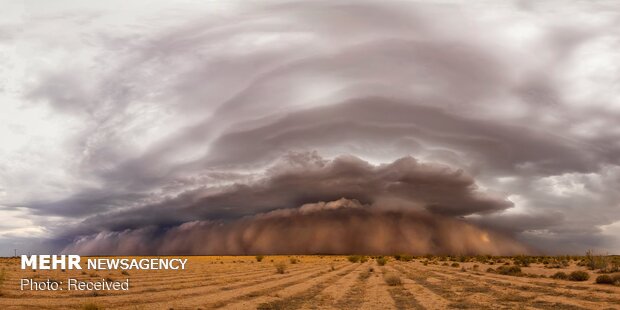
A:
[1,255,619,309]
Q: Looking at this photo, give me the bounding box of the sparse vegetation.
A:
[496,265,522,276]
[121,270,129,276]
[384,272,401,286]
[275,262,287,274]
[2,255,619,309]
[451,262,460,268]
[595,275,614,284]
[568,271,590,281]
[255,255,264,262]
[289,257,299,264]
[348,255,361,263]
[393,254,413,262]
[551,272,568,280]
[376,256,387,266]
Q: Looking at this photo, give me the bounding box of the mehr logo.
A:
[21,255,82,270]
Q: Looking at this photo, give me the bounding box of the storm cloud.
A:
[63,198,529,256]
[1,0,620,255]
[59,154,513,236]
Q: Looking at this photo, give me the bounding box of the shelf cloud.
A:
[2,0,620,254]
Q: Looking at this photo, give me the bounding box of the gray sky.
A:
[1,0,620,255]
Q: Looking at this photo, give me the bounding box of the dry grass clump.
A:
[347,255,361,263]
[289,257,300,264]
[551,272,568,280]
[513,255,532,267]
[496,265,522,276]
[568,271,590,281]
[580,250,620,273]
[376,256,387,266]
[595,274,620,285]
[393,254,414,262]
[450,262,460,268]
[384,272,401,286]
[255,255,264,262]
[275,262,287,274]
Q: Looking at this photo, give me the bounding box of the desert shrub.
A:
[473,264,479,271]
[451,262,460,268]
[569,271,590,281]
[121,270,129,276]
[330,263,335,271]
[275,262,287,274]
[486,267,495,273]
[551,271,568,280]
[394,254,414,262]
[376,256,387,266]
[384,272,401,286]
[289,257,299,264]
[513,255,531,267]
[496,266,522,276]
[585,250,610,271]
[595,275,614,284]
[360,256,369,263]
[255,255,264,262]
[348,255,361,263]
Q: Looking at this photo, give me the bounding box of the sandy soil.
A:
[1,256,619,309]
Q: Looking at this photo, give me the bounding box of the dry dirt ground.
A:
[0,256,619,309]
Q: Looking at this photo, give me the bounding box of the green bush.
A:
[568,271,589,281]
